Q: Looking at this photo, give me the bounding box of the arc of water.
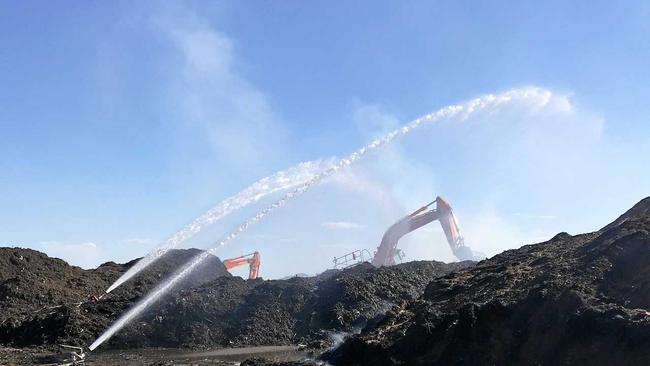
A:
[89,87,554,351]
[106,159,336,293]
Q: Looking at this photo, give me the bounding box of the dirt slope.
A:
[324,197,650,366]
[0,246,470,351]
[108,260,471,349]
[0,248,229,347]
[4,197,648,366]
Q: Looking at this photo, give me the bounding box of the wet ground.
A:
[1,345,311,365]
[90,345,309,365]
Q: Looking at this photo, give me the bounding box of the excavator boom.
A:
[371,196,477,267]
[223,251,261,279]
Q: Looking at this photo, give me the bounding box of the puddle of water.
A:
[88,346,308,365]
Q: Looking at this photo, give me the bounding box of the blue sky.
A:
[1,1,649,278]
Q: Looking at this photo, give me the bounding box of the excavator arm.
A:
[371,196,478,267]
[223,251,261,279]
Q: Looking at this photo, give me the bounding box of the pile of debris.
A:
[2,197,649,366]
[108,260,471,349]
[324,197,650,365]
[0,246,470,351]
[0,248,229,347]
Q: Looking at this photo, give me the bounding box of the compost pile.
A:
[103,260,471,349]
[324,197,650,366]
[2,197,649,366]
[0,247,469,351]
[0,248,229,347]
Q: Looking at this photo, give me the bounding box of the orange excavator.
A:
[223,251,261,279]
[371,196,482,267]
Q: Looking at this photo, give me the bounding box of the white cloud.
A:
[460,205,555,257]
[152,6,289,179]
[40,240,98,248]
[352,101,401,139]
[275,238,299,244]
[350,102,440,210]
[122,238,155,246]
[317,243,361,249]
[321,221,364,230]
[243,233,271,240]
[513,213,557,220]
[39,240,101,268]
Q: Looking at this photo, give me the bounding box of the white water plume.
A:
[89,87,559,350]
[106,159,335,293]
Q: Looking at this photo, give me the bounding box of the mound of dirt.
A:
[0,248,229,347]
[0,243,470,352]
[324,197,650,366]
[7,198,648,365]
[601,196,650,231]
[107,260,472,349]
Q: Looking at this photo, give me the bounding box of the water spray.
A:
[105,159,335,294]
[90,87,555,350]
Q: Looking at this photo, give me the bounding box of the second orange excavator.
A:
[223,251,261,279]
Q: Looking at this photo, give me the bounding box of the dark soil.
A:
[2,197,649,366]
[109,260,471,349]
[0,245,469,357]
[323,197,650,366]
[0,248,229,348]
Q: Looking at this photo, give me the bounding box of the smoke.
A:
[326,327,363,350]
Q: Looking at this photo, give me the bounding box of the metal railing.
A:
[333,249,373,269]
